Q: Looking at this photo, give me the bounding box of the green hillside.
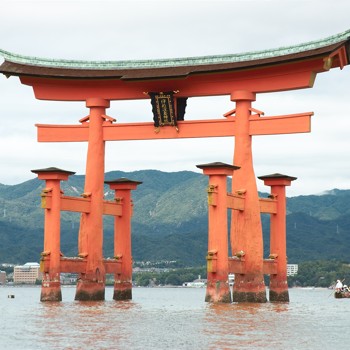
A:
[0,170,350,265]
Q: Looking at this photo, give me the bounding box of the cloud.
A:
[1,0,350,196]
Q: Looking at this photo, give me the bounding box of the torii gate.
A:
[0,29,349,302]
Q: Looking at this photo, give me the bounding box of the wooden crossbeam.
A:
[41,194,122,216]
[37,124,89,142]
[263,259,278,275]
[226,194,277,213]
[61,196,90,213]
[104,259,122,274]
[226,193,245,210]
[259,198,277,214]
[36,112,312,142]
[228,258,277,275]
[60,258,87,273]
[228,257,245,274]
[41,257,122,274]
[103,201,122,216]
[249,112,312,135]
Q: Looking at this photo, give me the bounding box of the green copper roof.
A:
[1,29,350,70]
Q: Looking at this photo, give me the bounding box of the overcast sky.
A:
[1,0,350,196]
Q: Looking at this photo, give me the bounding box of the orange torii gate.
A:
[0,30,349,302]
[197,162,296,303]
[31,166,141,301]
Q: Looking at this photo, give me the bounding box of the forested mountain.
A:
[0,170,349,266]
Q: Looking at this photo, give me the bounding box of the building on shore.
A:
[287,264,298,276]
[13,262,41,284]
[60,273,78,285]
[183,275,207,288]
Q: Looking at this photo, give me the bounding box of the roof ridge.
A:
[1,29,350,70]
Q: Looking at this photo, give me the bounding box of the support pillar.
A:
[230,91,267,302]
[31,167,75,301]
[258,173,296,302]
[105,178,142,301]
[197,162,239,303]
[75,98,110,301]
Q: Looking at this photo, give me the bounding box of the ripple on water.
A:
[1,287,350,350]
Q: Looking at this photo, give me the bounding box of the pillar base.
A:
[75,278,105,301]
[232,274,267,303]
[232,290,267,303]
[205,280,231,303]
[269,279,289,302]
[40,281,62,302]
[113,281,132,301]
[269,290,289,302]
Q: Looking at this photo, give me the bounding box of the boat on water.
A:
[334,280,350,298]
[335,290,350,299]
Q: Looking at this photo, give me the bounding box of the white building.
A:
[183,275,207,288]
[287,264,298,276]
[13,262,41,284]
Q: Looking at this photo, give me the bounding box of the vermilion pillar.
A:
[230,91,267,302]
[197,162,240,303]
[105,178,142,301]
[31,167,75,301]
[258,173,296,302]
[75,98,110,301]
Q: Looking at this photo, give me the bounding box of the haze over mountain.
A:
[0,170,349,266]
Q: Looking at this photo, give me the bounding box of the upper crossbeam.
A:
[36,112,313,142]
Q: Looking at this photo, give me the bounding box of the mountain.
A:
[0,170,350,266]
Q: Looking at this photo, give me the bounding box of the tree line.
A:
[133,266,206,287]
[288,260,350,288]
[132,260,350,288]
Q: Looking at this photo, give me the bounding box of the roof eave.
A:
[0,36,349,81]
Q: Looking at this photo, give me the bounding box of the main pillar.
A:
[258,173,296,302]
[75,98,110,301]
[230,91,267,302]
[197,162,239,303]
[31,167,75,301]
[105,178,142,300]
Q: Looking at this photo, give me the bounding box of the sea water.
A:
[0,286,349,350]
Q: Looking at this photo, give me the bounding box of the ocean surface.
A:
[1,286,349,350]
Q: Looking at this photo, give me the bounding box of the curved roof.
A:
[0,29,350,80]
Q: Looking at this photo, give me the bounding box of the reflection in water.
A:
[2,287,350,350]
[271,302,289,313]
[35,296,140,349]
[204,302,291,349]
